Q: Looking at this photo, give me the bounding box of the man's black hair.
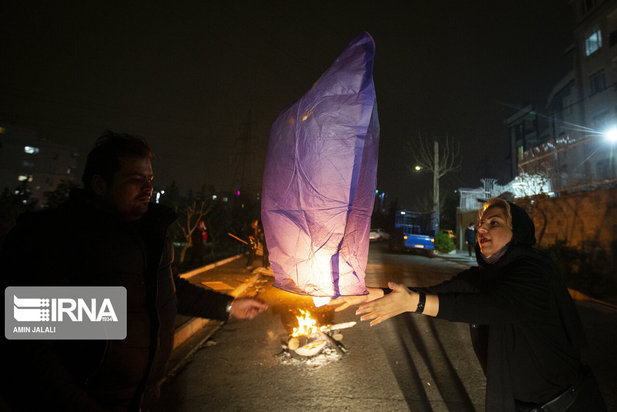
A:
[82,131,153,191]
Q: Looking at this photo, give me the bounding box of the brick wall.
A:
[515,186,617,278]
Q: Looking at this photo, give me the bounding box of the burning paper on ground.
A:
[280,309,355,364]
[262,32,380,301]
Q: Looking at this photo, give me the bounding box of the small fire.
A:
[291,310,318,337]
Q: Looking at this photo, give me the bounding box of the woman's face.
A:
[477,206,513,257]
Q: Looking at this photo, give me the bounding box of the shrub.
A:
[435,232,455,253]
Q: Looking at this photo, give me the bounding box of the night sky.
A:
[1,1,573,208]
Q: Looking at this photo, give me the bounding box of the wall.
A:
[515,186,617,277]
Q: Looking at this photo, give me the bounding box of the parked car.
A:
[369,228,390,241]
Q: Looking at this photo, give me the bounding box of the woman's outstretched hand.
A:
[327,287,385,312]
[356,282,418,326]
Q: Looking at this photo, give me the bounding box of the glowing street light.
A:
[414,165,422,171]
[604,127,617,143]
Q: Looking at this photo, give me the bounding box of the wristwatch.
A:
[415,292,426,314]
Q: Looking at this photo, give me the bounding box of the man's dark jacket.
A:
[464,226,476,245]
[0,190,233,411]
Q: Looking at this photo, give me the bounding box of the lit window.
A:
[18,175,28,182]
[24,146,40,154]
[585,29,602,56]
[66,168,71,174]
[518,146,524,161]
[212,195,218,200]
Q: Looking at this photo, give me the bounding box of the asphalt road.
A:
[156,244,616,411]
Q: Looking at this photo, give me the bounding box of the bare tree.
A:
[177,200,210,264]
[408,135,462,230]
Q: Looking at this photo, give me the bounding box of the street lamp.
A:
[414,165,422,171]
[604,127,617,143]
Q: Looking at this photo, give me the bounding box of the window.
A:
[585,29,602,55]
[582,0,597,15]
[610,30,617,47]
[518,146,524,161]
[595,159,614,178]
[592,111,610,129]
[589,70,606,95]
[23,161,34,167]
[17,175,33,182]
[24,146,39,154]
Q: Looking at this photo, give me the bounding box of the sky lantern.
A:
[262,32,379,303]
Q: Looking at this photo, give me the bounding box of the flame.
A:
[291,310,319,337]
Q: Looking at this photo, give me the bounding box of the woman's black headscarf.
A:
[508,202,536,247]
[478,199,587,351]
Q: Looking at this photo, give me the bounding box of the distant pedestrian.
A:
[190,220,208,265]
[246,219,269,268]
[465,221,477,257]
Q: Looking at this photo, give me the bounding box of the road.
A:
[156,244,616,411]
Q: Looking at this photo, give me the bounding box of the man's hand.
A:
[328,287,385,312]
[355,282,417,326]
[229,298,268,320]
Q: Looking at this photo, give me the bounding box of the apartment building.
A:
[0,123,79,206]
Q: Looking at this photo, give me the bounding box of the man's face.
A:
[102,157,154,221]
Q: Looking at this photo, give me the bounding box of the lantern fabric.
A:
[261,32,379,298]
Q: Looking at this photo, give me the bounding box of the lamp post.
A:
[414,141,440,232]
[433,141,439,232]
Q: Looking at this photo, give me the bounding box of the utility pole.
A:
[410,136,462,233]
[233,110,255,195]
[433,141,439,231]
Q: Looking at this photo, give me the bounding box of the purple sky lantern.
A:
[262,32,379,302]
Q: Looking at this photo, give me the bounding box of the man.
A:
[464,221,477,257]
[1,132,267,411]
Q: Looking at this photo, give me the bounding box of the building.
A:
[0,123,79,206]
[455,178,514,250]
[507,0,617,194]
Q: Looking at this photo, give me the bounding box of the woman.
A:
[333,198,605,411]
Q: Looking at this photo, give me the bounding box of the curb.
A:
[180,254,243,280]
[568,289,617,311]
[163,260,265,386]
[172,254,242,350]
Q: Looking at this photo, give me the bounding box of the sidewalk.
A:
[433,249,478,268]
[162,253,267,385]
